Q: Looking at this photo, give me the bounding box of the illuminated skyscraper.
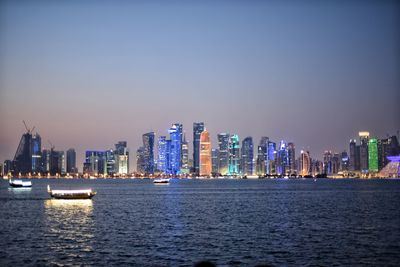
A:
[199,129,212,176]
[136,147,146,173]
[368,138,378,172]
[181,134,190,174]
[349,139,359,171]
[359,131,369,173]
[268,141,276,175]
[276,141,288,175]
[287,142,296,175]
[228,134,240,175]
[142,132,155,174]
[299,150,311,176]
[66,148,77,173]
[193,122,204,175]
[340,151,349,171]
[168,124,182,175]
[323,150,333,174]
[241,137,254,175]
[157,136,167,173]
[115,141,129,175]
[217,133,230,175]
[31,133,41,174]
[256,137,268,175]
[211,148,219,174]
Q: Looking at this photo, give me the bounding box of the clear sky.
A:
[1,1,399,170]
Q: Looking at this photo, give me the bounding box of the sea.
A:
[0,178,399,266]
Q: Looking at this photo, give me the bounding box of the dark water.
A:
[1,178,400,266]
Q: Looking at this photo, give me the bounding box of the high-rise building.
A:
[41,149,50,173]
[199,129,212,176]
[31,133,41,174]
[268,141,276,175]
[276,141,288,175]
[256,137,268,176]
[323,151,332,174]
[84,151,106,175]
[359,131,369,173]
[50,150,65,175]
[299,150,311,176]
[217,133,230,175]
[368,138,378,172]
[340,151,349,171]
[211,148,219,174]
[66,148,77,173]
[349,139,359,171]
[3,160,13,175]
[332,153,340,174]
[287,142,296,175]
[241,137,254,175]
[136,147,146,174]
[157,136,167,173]
[105,149,116,175]
[168,124,182,175]
[12,130,33,175]
[181,134,190,174]
[228,134,240,175]
[193,122,204,175]
[142,132,155,174]
[378,136,400,170]
[115,141,129,175]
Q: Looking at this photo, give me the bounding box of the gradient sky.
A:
[1,1,399,170]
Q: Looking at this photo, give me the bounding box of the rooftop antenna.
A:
[48,140,55,150]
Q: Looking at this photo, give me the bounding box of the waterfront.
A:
[1,178,400,266]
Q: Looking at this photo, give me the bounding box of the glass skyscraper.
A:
[368,138,378,172]
[181,134,190,174]
[217,133,230,175]
[193,122,204,175]
[168,124,182,175]
[115,141,129,175]
[241,136,253,175]
[31,133,41,174]
[157,136,167,173]
[228,134,240,175]
[199,129,212,176]
[359,132,369,173]
[142,132,155,174]
[66,148,77,173]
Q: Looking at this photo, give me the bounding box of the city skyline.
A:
[1,1,399,168]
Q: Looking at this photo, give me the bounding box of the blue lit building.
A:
[168,124,182,175]
[157,136,167,173]
[276,141,288,175]
[31,133,42,174]
[267,141,276,174]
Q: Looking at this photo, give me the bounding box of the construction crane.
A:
[22,120,35,134]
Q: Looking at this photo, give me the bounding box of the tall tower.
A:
[157,136,167,173]
[115,141,129,175]
[217,133,230,175]
[169,124,182,175]
[359,131,369,173]
[228,134,240,175]
[241,137,254,175]
[199,129,211,176]
[181,134,190,174]
[300,150,311,176]
[66,148,77,173]
[287,142,296,175]
[193,122,204,175]
[142,132,155,174]
[368,138,378,172]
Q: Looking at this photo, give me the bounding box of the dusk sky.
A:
[1,1,399,170]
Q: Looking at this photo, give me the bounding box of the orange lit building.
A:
[200,129,212,176]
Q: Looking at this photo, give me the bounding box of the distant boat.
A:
[153,178,170,184]
[9,178,32,188]
[47,185,96,199]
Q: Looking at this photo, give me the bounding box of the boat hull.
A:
[9,180,32,188]
[50,192,96,199]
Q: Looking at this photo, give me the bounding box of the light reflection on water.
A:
[44,199,95,264]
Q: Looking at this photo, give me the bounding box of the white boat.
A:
[9,178,32,188]
[153,178,170,184]
[47,185,96,199]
